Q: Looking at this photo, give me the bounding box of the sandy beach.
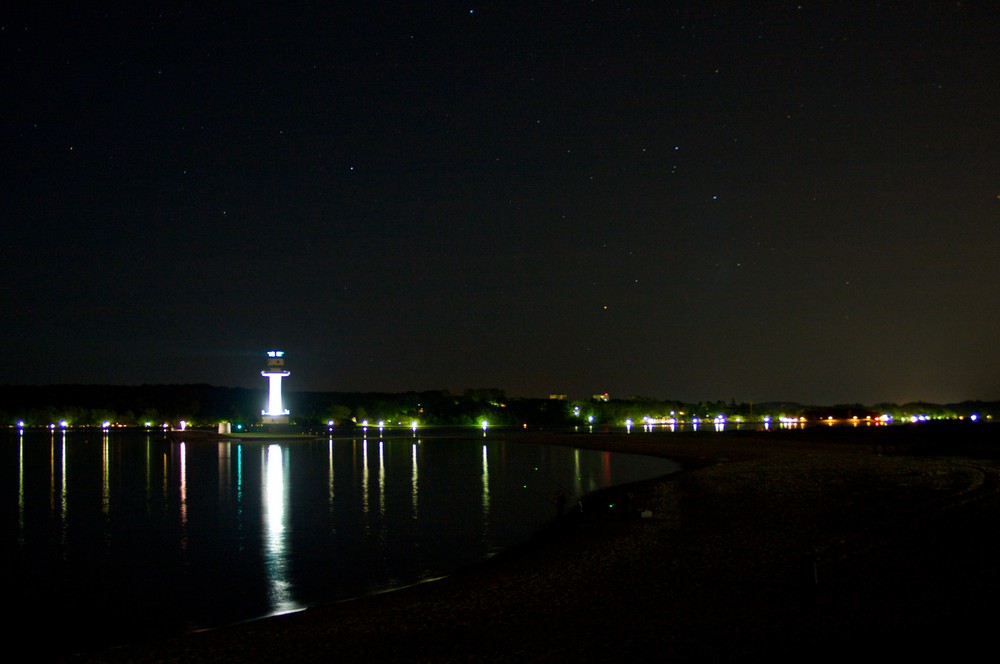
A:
[71,423,1000,663]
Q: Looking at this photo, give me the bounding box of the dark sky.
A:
[3,2,999,404]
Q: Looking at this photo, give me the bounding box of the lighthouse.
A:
[261,350,290,424]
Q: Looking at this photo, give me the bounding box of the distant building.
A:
[548,394,567,400]
[592,392,610,402]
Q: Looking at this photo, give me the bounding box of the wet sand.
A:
[72,423,1000,662]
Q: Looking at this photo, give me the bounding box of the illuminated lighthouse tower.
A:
[261,350,290,425]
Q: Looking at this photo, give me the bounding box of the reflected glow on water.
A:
[6,430,679,655]
[264,444,300,615]
[481,444,490,518]
[411,442,419,518]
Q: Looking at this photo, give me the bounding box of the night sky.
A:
[3,3,999,404]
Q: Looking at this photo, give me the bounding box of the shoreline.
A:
[76,423,1000,662]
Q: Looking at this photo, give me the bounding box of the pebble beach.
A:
[73,423,1000,663]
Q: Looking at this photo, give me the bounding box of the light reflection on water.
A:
[4,430,679,655]
[264,444,299,616]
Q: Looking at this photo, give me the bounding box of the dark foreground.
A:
[71,423,1000,662]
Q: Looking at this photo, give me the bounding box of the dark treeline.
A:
[1,384,996,429]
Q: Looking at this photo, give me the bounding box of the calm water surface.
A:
[3,429,679,655]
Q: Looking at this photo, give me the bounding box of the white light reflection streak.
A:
[481,444,491,527]
[411,442,419,519]
[263,444,299,615]
[18,433,24,548]
[179,442,188,553]
[102,432,111,517]
[328,438,335,512]
[58,433,67,550]
[378,440,386,517]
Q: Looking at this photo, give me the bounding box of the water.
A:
[2,429,679,655]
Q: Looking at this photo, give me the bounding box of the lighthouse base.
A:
[260,416,296,434]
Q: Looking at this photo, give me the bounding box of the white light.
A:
[262,372,290,416]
